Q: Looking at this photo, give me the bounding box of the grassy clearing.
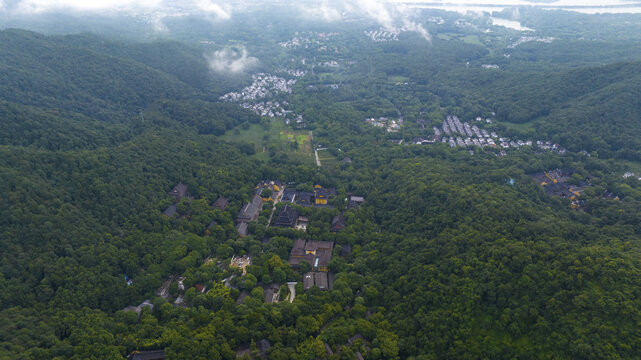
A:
[461,35,483,46]
[223,119,313,162]
[388,75,410,83]
[436,33,455,40]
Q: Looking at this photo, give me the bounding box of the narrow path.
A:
[286,282,297,303]
[265,188,283,229]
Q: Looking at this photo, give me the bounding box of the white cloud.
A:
[151,13,168,33]
[299,0,343,22]
[305,0,431,41]
[204,46,259,74]
[12,0,162,13]
[356,0,395,29]
[6,0,232,21]
[196,0,230,21]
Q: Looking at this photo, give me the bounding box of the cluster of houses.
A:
[219,73,305,127]
[220,73,296,102]
[364,28,403,41]
[278,31,340,51]
[507,36,555,49]
[276,68,307,77]
[436,115,500,148]
[413,114,567,155]
[365,117,401,132]
[531,168,590,208]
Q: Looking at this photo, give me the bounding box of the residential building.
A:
[162,204,177,217]
[168,182,189,201]
[212,197,229,211]
[347,195,364,209]
[303,272,329,290]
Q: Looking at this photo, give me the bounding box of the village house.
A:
[347,195,364,209]
[212,197,229,211]
[162,204,177,217]
[288,239,334,272]
[168,182,190,202]
[303,272,329,290]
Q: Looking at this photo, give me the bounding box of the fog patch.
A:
[196,0,230,21]
[204,46,259,74]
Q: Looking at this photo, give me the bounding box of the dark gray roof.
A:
[168,182,189,200]
[296,191,315,206]
[162,204,177,217]
[303,272,329,290]
[212,197,229,211]
[237,222,248,237]
[281,189,297,202]
[273,204,298,228]
[237,195,263,223]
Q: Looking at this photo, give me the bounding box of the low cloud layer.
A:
[1,0,430,41]
[300,0,431,41]
[204,46,259,74]
[2,0,231,19]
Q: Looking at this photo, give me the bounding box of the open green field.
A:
[461,35,483,46]
[223,119,313,162]
[436,33,484,46]
[388,75,410,83]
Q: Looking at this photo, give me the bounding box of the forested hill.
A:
[432,61,641,158]
[0,30,254,150]
[3,28,641,360]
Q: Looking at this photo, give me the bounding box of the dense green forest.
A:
[3,8,641,359]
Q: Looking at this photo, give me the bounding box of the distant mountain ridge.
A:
[0,29,253,150]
